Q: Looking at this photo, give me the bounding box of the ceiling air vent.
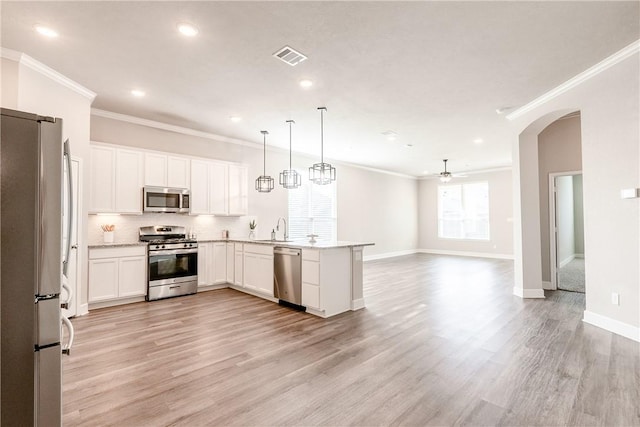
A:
[273,45,307,66]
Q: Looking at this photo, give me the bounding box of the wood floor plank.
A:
[63,254,640,426]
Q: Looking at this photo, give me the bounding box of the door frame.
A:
[548,170,582,290]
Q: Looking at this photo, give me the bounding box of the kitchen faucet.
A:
[276,217,288,241]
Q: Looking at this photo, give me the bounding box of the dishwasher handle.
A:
[274,248,300,256]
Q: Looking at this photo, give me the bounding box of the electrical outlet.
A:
[611,292,620,306]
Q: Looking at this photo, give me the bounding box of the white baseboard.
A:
[583,310,640,342]
[351,298,365,311]
[78,303,89,316]
[513,286,545,299]
[559,254,575,268]
[364,249,418,261]
[542,281,553,290]
[419,249,514,260]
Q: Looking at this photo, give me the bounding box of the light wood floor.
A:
[63,254,640,426]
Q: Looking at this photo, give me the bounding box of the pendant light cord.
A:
[289,121,293,169]
[320,108,324,163]
[263,134,266,175]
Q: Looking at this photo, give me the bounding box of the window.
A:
[288,170,337,242]
[438,182,490,240]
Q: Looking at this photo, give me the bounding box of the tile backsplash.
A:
[88,213,259,244]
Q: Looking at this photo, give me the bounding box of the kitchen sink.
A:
[255,239,295,243]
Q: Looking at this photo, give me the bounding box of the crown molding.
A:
[418,165,512,180]
[507,39,640,121]
[1,47,96,100]
[91,108,418,180]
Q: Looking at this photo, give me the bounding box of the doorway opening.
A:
[549,172,585,293]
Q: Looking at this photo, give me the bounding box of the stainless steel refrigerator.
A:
[1,108,74,426]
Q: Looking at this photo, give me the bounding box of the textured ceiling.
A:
[2,1,638,176]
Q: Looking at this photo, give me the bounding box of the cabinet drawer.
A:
[302,249,320,261]
[302,283,320,309]
[89,246,146,259]
[302,260,320,285]
[243,244,273,256]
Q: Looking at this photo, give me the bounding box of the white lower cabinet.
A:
[301,248,351,316]
[197,242,226,287]
[243,244,273,297]
[89,246,146,303]
[234,244,243,287]
[226,243,235,283]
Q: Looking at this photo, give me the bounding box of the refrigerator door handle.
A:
[61,315,74,355]
[63,139,73,278]
[61,281,73,310]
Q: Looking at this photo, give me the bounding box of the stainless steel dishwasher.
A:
[273,247,304,309]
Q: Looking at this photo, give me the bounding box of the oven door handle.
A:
[149,248,198,256]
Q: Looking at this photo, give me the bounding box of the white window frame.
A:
[437,181,490,241]
[287,169,337,242]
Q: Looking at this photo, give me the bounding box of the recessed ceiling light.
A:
[422,170,429,175]
[230,116,242,123]
[474,138,484,144]
[131,89,145,97]
[34,25,58,38]
[177,23,199,37]
[382,130,398,141]
[405,144,413,148]
[299,79,313,88]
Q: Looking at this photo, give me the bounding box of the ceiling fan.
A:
[436,159,466,182]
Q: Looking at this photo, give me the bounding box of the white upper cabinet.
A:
[90,144,143,214]
[89,145,116,212]
[167,156,190,188]
[115,149,143,213]
[209,162,229,215]
[228,164,248,216]
[144,152,167,186]
[189,160,247,216]
[189,160,210,215]
[144,153,190,188]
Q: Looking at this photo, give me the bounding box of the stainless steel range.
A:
[139,225,198,301]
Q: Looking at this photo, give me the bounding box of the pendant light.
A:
[309,106,336,185]
[255,130,274,192]
[279,119,302,189]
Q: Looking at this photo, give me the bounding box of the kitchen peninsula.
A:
[88,238,374,318]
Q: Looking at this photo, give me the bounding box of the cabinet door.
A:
[242,253,257,290]
[89,145,115,213]
[213,243,227,284]
[255,255,274,297]
[118,256,147,297]
[144,153,168,186]
[234,251,243,286]
[197,243,209,287]
[228,165,248,216]
[209,162,228,215]
[189,160,210,215]
[88,258,118,302]
[168,156,190,188]
[115,149,144,214]
[226,243,234,283]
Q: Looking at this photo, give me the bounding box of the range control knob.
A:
[184,243,188,248]
[161,245,166,249]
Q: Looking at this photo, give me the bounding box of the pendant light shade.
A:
[255,130,274,192]
[280,120,302,189]
[309,107,336,185]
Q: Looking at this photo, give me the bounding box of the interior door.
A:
[62,158,80,317]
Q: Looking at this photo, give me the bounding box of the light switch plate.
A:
[621,188,639,199]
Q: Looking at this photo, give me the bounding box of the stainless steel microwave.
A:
[143,186,190,213]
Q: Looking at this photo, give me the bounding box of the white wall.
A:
[573,174,584,255]
[90,114,418,258]
[512,48,639,339]
[418,169,513,257]
[538,115,582,281]
[556,175,575,266]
